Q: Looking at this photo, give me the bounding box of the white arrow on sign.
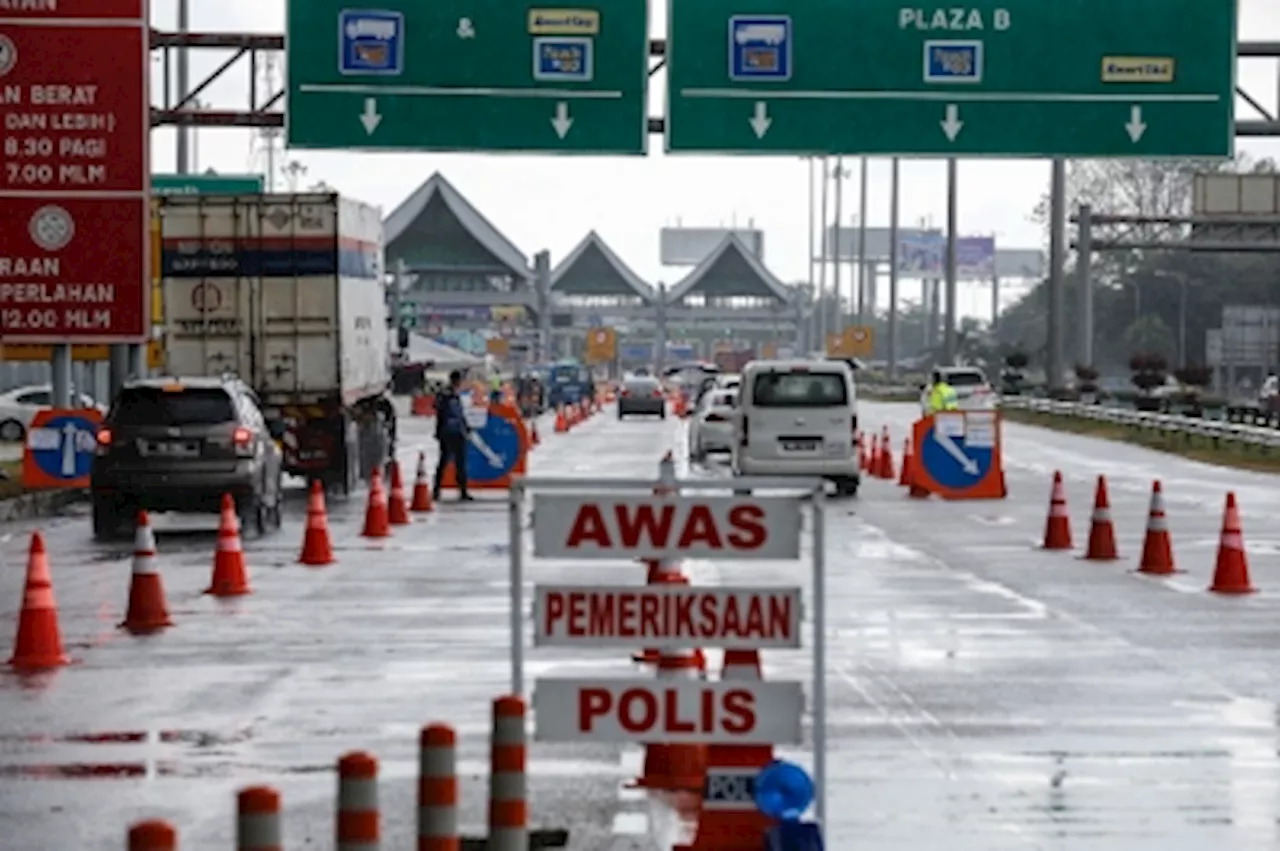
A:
[748,101,772,139]
[551,101,573,139]
[940,104,963,141]
[60,422,78,477]
[359,98,382,134]
[1125,105,1147,142]
[934,428,979,475]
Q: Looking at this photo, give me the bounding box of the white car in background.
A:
[688,387,738,461]
[0,384,104,442]
[919,366,998,414]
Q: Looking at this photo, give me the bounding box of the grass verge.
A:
[1002,408,1280,475]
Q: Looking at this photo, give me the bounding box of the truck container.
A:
[159,192,395,492]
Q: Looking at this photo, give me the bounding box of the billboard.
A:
[661,227,764,266]
[955,236,995,278]
[0,0,150,344]
[1191,173,1280,243]
[896,232,945,277]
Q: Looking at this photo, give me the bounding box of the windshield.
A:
[751,371,848,407]
[110,387,237,427]
[945,370,988,387]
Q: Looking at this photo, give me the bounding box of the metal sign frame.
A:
[507,472,828,824]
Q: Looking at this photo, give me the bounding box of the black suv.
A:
[90,377,284,540]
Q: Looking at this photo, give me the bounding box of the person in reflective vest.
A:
[489,370,503,404]
[927,369,959,412]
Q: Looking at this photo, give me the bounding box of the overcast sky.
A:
[150,1,1280,317]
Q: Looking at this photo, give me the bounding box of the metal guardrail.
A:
[1001,396,1280,450]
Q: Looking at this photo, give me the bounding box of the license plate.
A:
[782,439,820,452]
[145,440,198,458]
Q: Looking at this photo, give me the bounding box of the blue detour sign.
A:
[910,411,1005,500]
[22,408,103,489]
[439,400,529,491]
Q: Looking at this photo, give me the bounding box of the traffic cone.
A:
[206,494,251,596]
[1082,475,1118,561]
[1137,480,1175,575]
[1041,471,1072,550]
[411,451,434,513]
[120,511,172,633]
[554,405,568,433]
[530,419,540,447]
[8,532,69,669]
[299,480,335,566]
[362,468,391,538]
[898,438,912,487]
[1209,492,1254,594]
[877,431,896,480]
[674,649,776,851]
[630,648,706,792]
[634,452,697,665]
[868,432,881,474]
[387,461,410,526]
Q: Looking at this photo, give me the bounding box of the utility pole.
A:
[831,157,845,341]
[856,156,869,322]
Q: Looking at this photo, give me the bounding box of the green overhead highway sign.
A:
[286,0,650,154]
[665,0,1235,157]
[151,173,266,195]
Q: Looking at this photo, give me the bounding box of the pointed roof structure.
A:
[383,172,529,278]
[550,231,654,300]
[667,233,793,303]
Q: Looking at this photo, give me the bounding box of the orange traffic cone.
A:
[1209,492,1254,594]
[387,461,410,526]
[299,480,335,566]
[877,432,896,480]
[410,452,434,513]
[206,494,251,596]
[554,406,568,433]
[120,511,172,633]
[8,532,69,669]
[530,419,540,447]
[630,648,706,792]
[362,468,391,538]
[1137,480,1175,575]
[634,453,696,665]
[868,433,881,474]
[898,438,912,486]
[675,648,776,851]
[1082,475,1118,561]
[1041,471,1072,550]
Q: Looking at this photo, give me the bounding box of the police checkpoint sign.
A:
[534,585,802,648]
[530,494,802,560]
[533,678,804,744]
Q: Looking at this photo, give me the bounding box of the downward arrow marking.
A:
[748,101,772,139]
[1125,105,1147,142]
[359,98,382,134]
[551,101,573,138]
[940,104,963,141]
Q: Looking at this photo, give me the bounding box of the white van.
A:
[732,359,859,496]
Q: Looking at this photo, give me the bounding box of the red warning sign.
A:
[532,679,804,744]
[531,495,802,560]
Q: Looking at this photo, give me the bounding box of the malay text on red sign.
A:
[533,678,804,744]
[531,495,802,560]
[0,0,145,19]
[534,585,803,648]
[0,197,147,341]
[0,23,148,194]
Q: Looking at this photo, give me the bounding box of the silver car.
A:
[689,388,738,460]
[618,376,666,419]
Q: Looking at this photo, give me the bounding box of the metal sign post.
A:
[507,470,828,825]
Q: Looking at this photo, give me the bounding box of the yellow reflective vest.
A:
[928,381,959,412]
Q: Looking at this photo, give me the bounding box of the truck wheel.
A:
[92,494,127,541]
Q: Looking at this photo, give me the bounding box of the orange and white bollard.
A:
[418,724,459,851]
[128,819,177,851]
[336,751,380,851]
[488,696,528,851]
[237,785,283,851]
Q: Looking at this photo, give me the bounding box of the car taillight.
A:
[652,390,663,398]
[233,426,255,456]
[95,427,112,455]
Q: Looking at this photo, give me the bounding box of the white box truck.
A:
[159,192,396,492]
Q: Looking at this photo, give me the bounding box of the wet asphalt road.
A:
[2,401,1280,849]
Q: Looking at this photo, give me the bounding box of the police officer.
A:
[434,370,473,502]
[927,368,959,413]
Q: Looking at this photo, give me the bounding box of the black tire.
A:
[659,410,667,420]
[0,419,24,442]
[92,494,126,541]
[835,476,860,498]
